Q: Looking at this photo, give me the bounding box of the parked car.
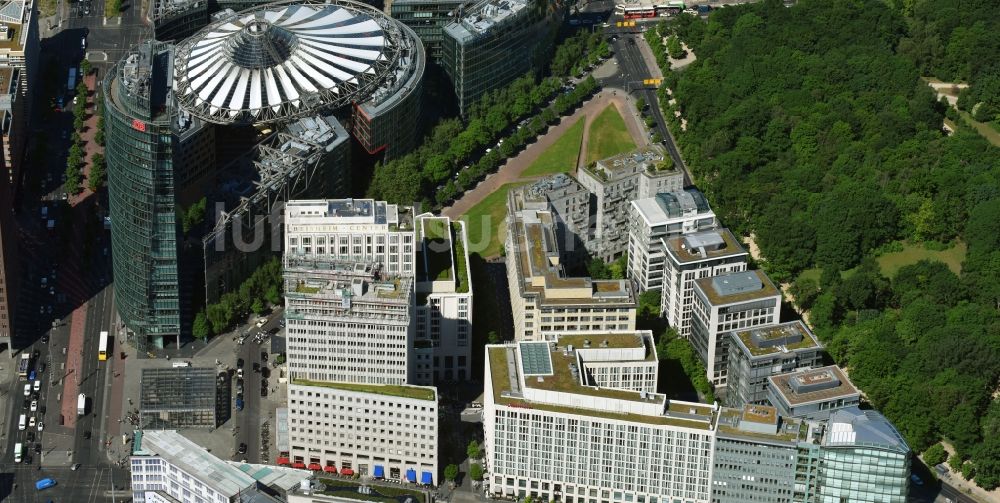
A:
[30,400,37,412]
[238,443,247,454]
[261,352,268,362]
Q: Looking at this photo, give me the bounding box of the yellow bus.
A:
[98,331,109,361]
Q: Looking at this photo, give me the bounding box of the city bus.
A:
[98,331,109,361]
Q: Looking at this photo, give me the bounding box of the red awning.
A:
[323,466,337,473]
[308,463,323,471]
[340,468,354,476]
[276,457,291,466]
[292,462,307,469]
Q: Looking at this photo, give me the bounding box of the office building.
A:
[725,321,823,408]
[0,149,15,354]
[660,229,748,338]
[484,340,718,503]
[520,174,592,266]
[505,187,636,341]
[139,367,226,429]
[441,0,562,114]
[0,0,39,189]
[551,330,659,394]
[812,407,911,503]
[130,429,307,503]
[577,147,683,262]
[628,189,717,292]
[413,214,473,384]
[283,259,414,385]
[390,0,466,61]
[104,40,216,349]
[282,199,440,485]
[689,270,781,386]
[767,366,861,421]
[284,199,416,276]
[285,382,438,484]
[711,405,812,503]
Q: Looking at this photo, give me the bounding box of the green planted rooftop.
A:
[293,379,436,401]
[317,477,428,503]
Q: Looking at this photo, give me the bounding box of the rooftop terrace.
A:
[769,366,860,407]
[663,228,748,265]
[732,320,822,358]
[716,407,808,443]
[509,190,634,306]
[693,269,780,306]
[488,346,714,429]
[292,379,436,401]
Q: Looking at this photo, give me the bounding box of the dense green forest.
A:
[662,0,1000,489]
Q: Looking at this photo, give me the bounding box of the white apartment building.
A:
[660,229,748,338]
[689,270,781,386]
[130,429,305,503]
[577,146,683,262]
[627,189,717,292]
[283,259,413,385]
[287,382,439,484]
[413,214,473,383]
[484,339,718,503]
[284,199,416,276]
[505,188,636,341]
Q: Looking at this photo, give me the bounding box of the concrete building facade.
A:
[441,0,561,115]
[627,189,717,292]
[660,229,748,338]
[0,0,39,190]
[484,340,718,503]
[711,405,810,503]
[577,147,683,262]
[725,321,823,409]
[521,174,592,266]
[505,187,636,341]
[284,199,416,277]
[689,270,781,386]
[286,382,438,484]
[413,214,473,384]
[766,366,861,421]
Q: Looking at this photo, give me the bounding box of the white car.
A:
[33,379,41,391]
[23,384,31,396]
[37,421,44,432]
[30,400,37,412]
[28,417,36,428]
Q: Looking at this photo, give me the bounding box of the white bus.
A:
[98,331,109,361]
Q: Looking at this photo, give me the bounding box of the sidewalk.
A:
[59,303,87,429]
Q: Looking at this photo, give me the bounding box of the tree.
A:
[105,0,121,16]
[923,443,947,467]
[265,285,282,305]
[73,116,84,132]
[487,330,501,344]
[469,463,483,481]
[81,59,92,75]
[666,35,685,59]
[88,153,105,191]
[948,453,965,472]
[789,277,820,310]
[444,464,459,482]
[586,258,611,279]
[635,96,647,111]
[467,440,481,459]
[251,298,265,315]
[192,311,211,339]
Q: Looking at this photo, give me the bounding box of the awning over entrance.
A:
[421,471,433,485]
[374,465,385,478]
[406,469,417,483]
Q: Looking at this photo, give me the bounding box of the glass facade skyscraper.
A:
[104,41,213,349]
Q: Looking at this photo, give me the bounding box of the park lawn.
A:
[876,241,966,277]
[459,182,526,258]
[521,118,586,178]
[795,241,967,284]
[585,104,637,164]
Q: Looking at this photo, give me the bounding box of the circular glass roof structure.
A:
[173,0,412,124]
